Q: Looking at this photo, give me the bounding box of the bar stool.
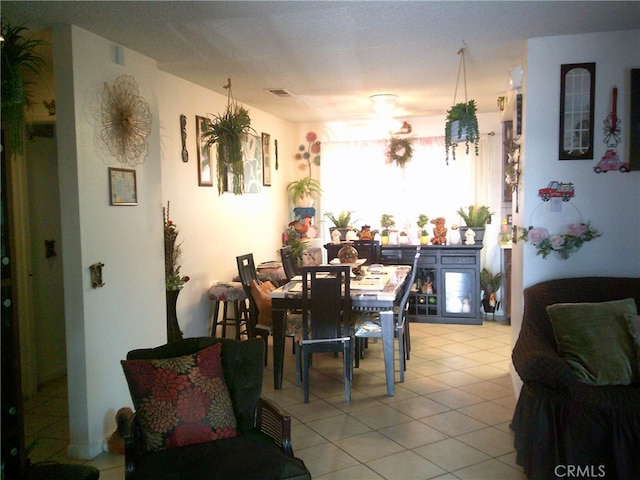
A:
[209,282,249,339]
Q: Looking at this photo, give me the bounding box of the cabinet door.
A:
[441,268,478,318]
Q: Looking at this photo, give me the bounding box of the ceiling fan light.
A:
[370,94,398,116]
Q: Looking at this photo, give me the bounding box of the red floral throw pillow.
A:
[121,343,237,451]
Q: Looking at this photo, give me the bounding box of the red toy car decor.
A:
[538,181,575,202]
[593,149,630,173]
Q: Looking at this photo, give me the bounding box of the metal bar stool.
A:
[209,281,249,339]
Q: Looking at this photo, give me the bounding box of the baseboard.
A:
[66,441,103,460]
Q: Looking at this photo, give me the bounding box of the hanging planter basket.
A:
[200,78,255,195]
[444,46,480,164]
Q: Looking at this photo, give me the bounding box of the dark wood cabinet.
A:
[380,244,483,325]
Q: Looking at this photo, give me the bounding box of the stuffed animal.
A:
[107,407,133,454]
[430,217,448,245]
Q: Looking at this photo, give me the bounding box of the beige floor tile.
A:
[378,420,449,449]
[349,403,414,430]
[315,464,384,479]
[454,458,527,479]
[458,380,514,401]
[296,442,360,477]
[367,450,446,479]
[387,395,451,419]
[427,388,485,409]
[292,423,330,450]
[457,401,515,426]
[420,411,487,437]
[333,430,405,463]
[455,427,517,457]
[305,413,372,441]
[414,437,490,472]
[430,370,484,388]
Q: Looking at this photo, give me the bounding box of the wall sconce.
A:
[90,262,105,288]
[509,66,523,93]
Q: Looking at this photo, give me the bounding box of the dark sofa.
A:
[123,337,311,480]
[511,277,640,480]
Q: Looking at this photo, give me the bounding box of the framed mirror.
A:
[559,63,595,160]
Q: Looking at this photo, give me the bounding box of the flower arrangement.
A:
[295,131,321,177]
[518,222,602,260]
[282,227,309,268]
[163,202,190,290]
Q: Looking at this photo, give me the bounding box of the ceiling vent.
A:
[265,88,293,98]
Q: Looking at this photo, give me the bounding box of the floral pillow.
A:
[121,342,237,451]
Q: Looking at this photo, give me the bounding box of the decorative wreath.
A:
[387,137,413,168]
[100,75,152,166]
[517,222,601,260]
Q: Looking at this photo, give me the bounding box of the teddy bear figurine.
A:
[430,217,448,245]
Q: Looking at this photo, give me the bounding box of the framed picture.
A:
[559,62,595,160]
[109,167,137,205]
[262,132,271,186]
[196,115,213,186]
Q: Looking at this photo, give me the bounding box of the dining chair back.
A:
[236,253,270,359]
[354,249,420,382]
[279,245,298,280]
[297,265,353,403]
[352,239,381,265]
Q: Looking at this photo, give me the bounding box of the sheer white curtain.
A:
[320,137,477,243]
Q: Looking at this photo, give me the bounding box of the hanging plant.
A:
[387,136,413,169]
[444,45,480,164]
[201,78,255,195]
[1,22,48,154]
[444,100,480,164]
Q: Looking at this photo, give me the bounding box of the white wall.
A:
[52,24,297,458]
[510,29,640,395]
[157,73,294,338]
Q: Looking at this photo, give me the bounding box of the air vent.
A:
[265,88,293,98]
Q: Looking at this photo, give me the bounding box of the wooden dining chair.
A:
[279,245,298,280]
[353,250,420,382]
[296,265,353,403]
[236,253,301,365]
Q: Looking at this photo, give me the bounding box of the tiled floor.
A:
[23,321,526,479]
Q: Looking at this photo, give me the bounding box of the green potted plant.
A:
[201,87,255,195]
[1,23,47,154]
[480,268,502,318]
[286,177,322,207]
[416,214,430,245]
[324,210,358,241]
[457,205,494,244]
[444,100,480,164]
[379,213,395,245]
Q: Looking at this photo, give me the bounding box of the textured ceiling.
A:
[3,1,640,123]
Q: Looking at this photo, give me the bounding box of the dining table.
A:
[269,263,412,396]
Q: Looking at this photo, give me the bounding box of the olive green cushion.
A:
[547,298,638,386]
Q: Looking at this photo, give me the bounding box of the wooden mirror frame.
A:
[559,62,596,160]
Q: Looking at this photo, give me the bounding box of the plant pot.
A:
[450,120,468,143]
[329,227,349,241]
[294,192,314,208]
[381,235,389,245]
[459,227,485,245]
[420,235,430,245]
[166,289,184,343]
[399,235,409,244]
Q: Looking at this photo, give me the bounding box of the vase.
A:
[166,289,184,343]
[337,245,358,264]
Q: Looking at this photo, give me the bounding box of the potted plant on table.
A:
[457,205,494,244]
[416,214,430,245]
[379,213,395,245]
[480,268,502,319]
[324,210,359,241]
[444,100,480,164]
